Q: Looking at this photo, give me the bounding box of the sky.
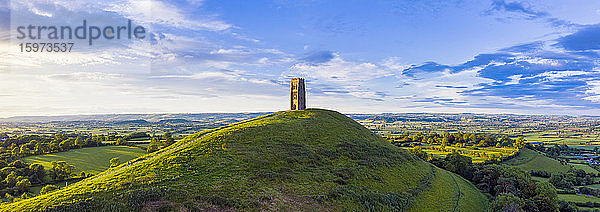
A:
[1,0,600,117]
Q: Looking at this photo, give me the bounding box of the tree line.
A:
[0,159,79,203]
[386,131,526,149]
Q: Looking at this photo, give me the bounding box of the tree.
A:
[163,132,175,146]
[116,137,128,146]
[558,200,577,212]
[28,163,46,184]
[0,166,16,176]
[427,137,435,145]
[47,142,58,153]
[50,161,75,181]
[431,151,474,180]
[533,181,558,212]
[59,139,72,151]
[40,184,59,195]
[5,171,18,187]
[549,173,573,189]
[20,192,30,200]
[74,136,84,148]
[147,137,161,153]
[490,193,524,212]
[10,160,27,168]
[34,143,45,154]
[11,147,20,158]
[514,137,526,149]
[15,178,31,192]
[110,158,121,168]
[410,146,428,161]
[19,145,31,157]
[4,193,13,203]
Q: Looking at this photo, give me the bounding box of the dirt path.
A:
[449,172,464,212]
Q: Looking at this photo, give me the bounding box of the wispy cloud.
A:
[555,24,600,51]
[484,0,576,27]
[106,0,232,31]
[487,0,547,19]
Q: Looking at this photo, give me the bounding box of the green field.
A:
[558,193,600,210]
[558,194,600,204]
[570,163,600,175]
[503,148,600,176]
[6,109,488,211]
[23,146,146,175]
[415,145,517,163]
[579,184,600,189]
[524,131,598,147]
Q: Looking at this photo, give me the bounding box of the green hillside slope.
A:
[503,148,570,174]
[4,109,487,211]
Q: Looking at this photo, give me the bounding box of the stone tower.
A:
[290,78,306,110]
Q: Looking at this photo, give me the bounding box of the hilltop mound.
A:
[5,109,487,211]
[503,148,570,174]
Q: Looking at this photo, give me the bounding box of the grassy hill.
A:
[5,109,487,211]
[23,146,146,175]
[502,148,591,175]
[503,148,569,174]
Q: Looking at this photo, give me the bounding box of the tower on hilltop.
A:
[290,78,306,110]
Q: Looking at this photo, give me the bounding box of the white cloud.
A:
[584,81,600,102]
[506,74,523,85]
[505,70,591,85]
[210,48,250,55]
[517,56,562,66]
[30,8,53,17]
[12,0,232,31]
[534,70,590,81]
[106,0,231,31]
[49,72,123,81]
[150,70,278,86]
[381,57,409,71]
[396,66,496,105]
[289,54,387,82]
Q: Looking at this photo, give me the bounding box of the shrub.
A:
[40,185,59,195]
[110,158,121,168]
[490,193,524,212]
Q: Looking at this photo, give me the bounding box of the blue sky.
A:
[1,0,600,117]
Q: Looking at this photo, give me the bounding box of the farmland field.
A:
[23,146,146,175]
[558,194,600,204]
[406,145,517,163]
[570,163,600,174]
